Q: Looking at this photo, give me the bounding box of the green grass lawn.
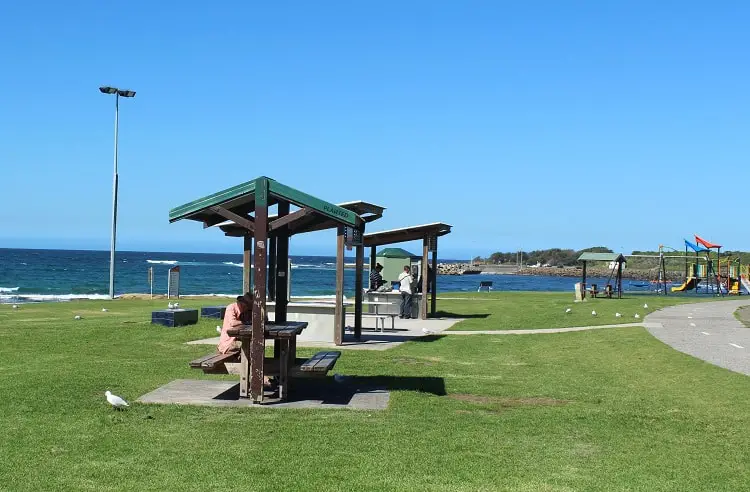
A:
[440,292,726,330]
[1,297,749,491]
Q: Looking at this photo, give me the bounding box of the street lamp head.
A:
[117,90,136,98]
[99,86,118,94]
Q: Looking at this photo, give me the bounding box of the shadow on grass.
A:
[214,375,446,405]
[342,334,447,345]
[433,310,490,319]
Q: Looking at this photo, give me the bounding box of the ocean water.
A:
[0,248,648,303]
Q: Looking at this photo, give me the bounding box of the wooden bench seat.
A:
[345,312,397,332]
[189,350,240,373]
[299,351,341,375]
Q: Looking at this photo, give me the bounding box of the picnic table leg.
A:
[279,339,289,401]
[240,340,251,398]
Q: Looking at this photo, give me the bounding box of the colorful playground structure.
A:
[625,235,749,296]
[666,235,747,296]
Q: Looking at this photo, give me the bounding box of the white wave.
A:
[146,260,178,265]
[0,287,19,293]
[222,262,244,268]
[0,293,111,303]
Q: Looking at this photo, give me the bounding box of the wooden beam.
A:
[421,238,428,320]
[431,237,437,316]
[249,178,268,403]
[268,207,313,232]
[209,205,255,232]
[243,234,252,295]
[355,240,364,340]
[334,227,345,346]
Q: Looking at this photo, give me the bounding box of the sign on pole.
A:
[147,267,154,299]
[344,226,362,251]
[167,266,180,299]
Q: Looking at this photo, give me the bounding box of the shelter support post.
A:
[431,237,438,316]
[334,227,345,345]
[617,261,623,299]
[268,236,277,301]
[582,261,587,296]
[275,202,289,324]
[421,238,428,319]
[355,241,364,340]
[249,177,269,403]
[369,246,376,290]
[243,234,252,295]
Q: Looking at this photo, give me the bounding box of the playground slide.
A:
[742,277,750,294]
[671,277,697,292]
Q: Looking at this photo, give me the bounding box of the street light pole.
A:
[109,92,119,300]
[99,86,136,299]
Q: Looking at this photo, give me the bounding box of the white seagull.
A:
[643,303,649,309]
[216,326,222,334]
[74,315,81,320]
[565,308,572,314]
[167,302,174,309]
[12,304,18,309]
[105,391,129,409]
[174,303,180,308]
[615,312,622,317]
[102,308,108,312]
[634,313,641,319]
[591,310,597,316]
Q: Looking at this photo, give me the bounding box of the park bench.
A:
[299,351,342,375]
[189,348,341,378]
[345,312,397,332]
[588,284,599,298]
[477,281,493,292]
[189,350,240,374]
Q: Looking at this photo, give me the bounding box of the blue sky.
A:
[1,1,748,259]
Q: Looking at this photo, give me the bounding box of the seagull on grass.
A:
[615,312,622,317]
[101,308,108,312]
[105,391,129,410]
[565,308,572,314]
[12,304,18,309]
[167,302,174,309]
[74,315,81,320]
[643,303,649,309]
[634,314,641,319]
[591,310,597,316]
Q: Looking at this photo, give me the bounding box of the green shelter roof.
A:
[169,176,365,233]
[578,252,627,263]
[377,247,418,258]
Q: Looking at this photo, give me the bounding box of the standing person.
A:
[398,265,414,319]
[369,263,384,291]
[217,293,253,354]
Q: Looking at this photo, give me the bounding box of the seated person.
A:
[217,293,253,354]
[217,292,275,389]
[369,263,384,291]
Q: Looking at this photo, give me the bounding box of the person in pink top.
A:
[217,293,253,354]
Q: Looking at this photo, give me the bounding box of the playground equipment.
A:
[626,235,739,296]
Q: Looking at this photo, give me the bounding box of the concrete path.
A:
[186,317,462,351]
[445,322,653,335]
[645,300,750,376]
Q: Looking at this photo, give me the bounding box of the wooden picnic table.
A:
[227,321,308,401]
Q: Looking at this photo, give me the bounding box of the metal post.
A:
[109,93,119,299]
